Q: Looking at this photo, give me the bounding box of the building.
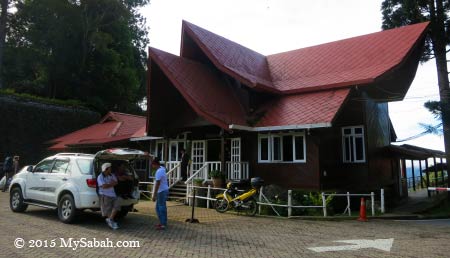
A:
[146,21,430,197]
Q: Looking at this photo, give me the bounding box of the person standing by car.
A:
[2,156,13,192]
[151,157,169,230]
[97,163,120,230]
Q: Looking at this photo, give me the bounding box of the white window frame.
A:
[293,134,306,162]
[258,132,306,163]
[155,140,166,162]
[271,135,283,162]
[342,126,366,163]
[258,135,271,163]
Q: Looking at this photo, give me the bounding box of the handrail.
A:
[166,162,181,189]
[185,163,208,185]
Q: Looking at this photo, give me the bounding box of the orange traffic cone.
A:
[357,197,368,222]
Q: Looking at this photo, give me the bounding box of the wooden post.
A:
[220,134,225,177]
[419,160,423,189]
[288,190,292,218]
[411,160,416,191]
[321,192,327,217]
[425,159,431,197]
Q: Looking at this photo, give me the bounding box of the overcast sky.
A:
[140,0,444,151]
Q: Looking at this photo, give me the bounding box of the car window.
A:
[34,159,55,173]
[76,159,93,175]
[51,159,70,174]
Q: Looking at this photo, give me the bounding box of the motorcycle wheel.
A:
[244,198,258,216]
[214,197,229,213]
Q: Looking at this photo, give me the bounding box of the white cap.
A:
[102,163,112,172]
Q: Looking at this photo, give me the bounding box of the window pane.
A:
[344,136,352,162]
[273,137,281,160]
[355,127,363,134]
[283,136,293,161]
[355,136,364,161]
[52,159,69,173]
[343,128,352,135]
[260,138,269,161]
[76,159,93,175]
[294,136,305,161]
[34,160,54,173]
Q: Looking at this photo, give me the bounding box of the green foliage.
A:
[0,88,86,108]
[193,178,204,186]
[3,0,149,114]
[208,170,223,178]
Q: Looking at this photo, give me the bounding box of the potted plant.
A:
[209,170,224,188]
[193,178,204,187]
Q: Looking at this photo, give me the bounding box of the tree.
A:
[4,0,149,114]
[0,0,9,89]
[381,0,450,189]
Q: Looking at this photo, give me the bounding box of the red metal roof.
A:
[267,22,429,93]
[255,89,350,128]
[148,22,428,130]
[182,21,274,92]
[150,47,247,129]
[49,112,146,150]
[182,21,428,94]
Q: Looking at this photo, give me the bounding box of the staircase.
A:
[169,181,187,203]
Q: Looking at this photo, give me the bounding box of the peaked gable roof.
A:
[150,47,248,128]
[148,21,428,131]
[182,21,275,92]
[181,21,428,94]
[49,112,146,150]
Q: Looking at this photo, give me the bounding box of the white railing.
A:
[185,161,221,204]
[185,186,385,218]
[166,161,181,189]
[225,161,249,180]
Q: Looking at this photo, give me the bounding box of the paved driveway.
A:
[0,192,449,258]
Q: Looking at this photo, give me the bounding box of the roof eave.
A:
[229,122,332,132]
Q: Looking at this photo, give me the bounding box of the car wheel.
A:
[10,187,28,212]
[58,194,77,224]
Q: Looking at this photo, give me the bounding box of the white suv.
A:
[9,148,146,223]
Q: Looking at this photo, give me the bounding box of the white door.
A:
[44,158,70,203]
[191,140,206,173]
[169,141,179,162]
[231,138,241,179]
[25,159,55,201]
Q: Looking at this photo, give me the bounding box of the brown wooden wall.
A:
[243,132,321,190]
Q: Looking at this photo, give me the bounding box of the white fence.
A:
[181,185,386,217]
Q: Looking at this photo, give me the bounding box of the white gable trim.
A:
[229,122,332,132]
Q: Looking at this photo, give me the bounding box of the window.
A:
[342,126,365,163]
[51,159,70,174]
[258,132,306,163]
[76,159,93,175]
[34,159,55,173]
[154,141,166,161]
[258,135,270,162]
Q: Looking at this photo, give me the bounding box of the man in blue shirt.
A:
[151,157,169,230]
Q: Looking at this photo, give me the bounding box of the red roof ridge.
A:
[268,22,429,58]
[177,21,428,94]
[181,20,278,94]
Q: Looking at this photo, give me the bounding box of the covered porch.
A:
[387,144,447,198]
[150,134,250,188]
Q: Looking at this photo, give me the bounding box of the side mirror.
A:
[26,166,33,172]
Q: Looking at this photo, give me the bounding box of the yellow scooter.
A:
[214,177,264,216]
